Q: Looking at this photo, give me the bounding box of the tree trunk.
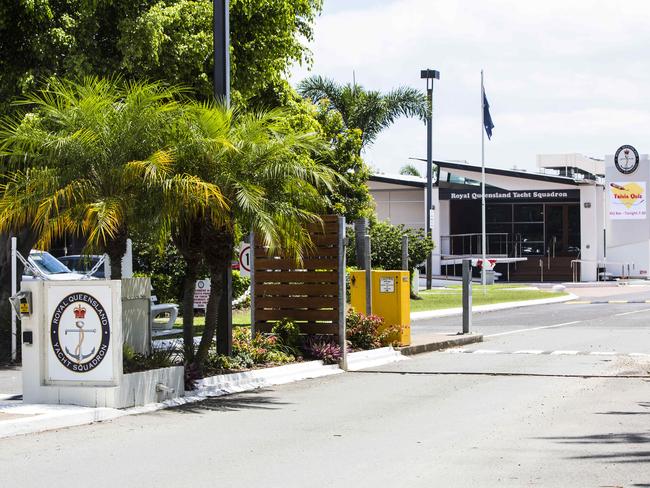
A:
[104,228,128,280]
[216,263,232,356]
[192,222,234,370]
[193,268,224,369]
[0,229,39,364]
[172,222,204,363]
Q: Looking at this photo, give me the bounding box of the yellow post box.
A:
[349,270,411,346]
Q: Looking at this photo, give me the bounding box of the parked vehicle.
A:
[58,254,106,278]
[24,251,89,280]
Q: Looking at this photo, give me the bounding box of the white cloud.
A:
[291,0,650,172]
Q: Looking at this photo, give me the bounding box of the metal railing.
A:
[440,233,510,257]
[570,259,636,283]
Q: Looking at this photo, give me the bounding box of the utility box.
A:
[349,270,411,346]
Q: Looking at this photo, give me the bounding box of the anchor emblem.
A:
[63,305,96,364]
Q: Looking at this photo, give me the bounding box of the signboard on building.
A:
[45,283,118,385]
[439,189,579,201]
[608,182,646,220]
[193,279,211,309]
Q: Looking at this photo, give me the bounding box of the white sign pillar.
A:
[21,280,122,406]
[605,146,650,278]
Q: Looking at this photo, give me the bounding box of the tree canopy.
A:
[0,0,323,111]
[298,75,429,150]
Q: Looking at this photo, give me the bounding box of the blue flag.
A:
[483,91,494,140]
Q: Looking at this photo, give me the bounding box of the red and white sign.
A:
[238,244,251,277]
[472,258,497,270]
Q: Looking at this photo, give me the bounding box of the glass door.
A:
[545,204,580,257]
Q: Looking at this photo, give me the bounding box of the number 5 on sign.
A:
[238,244,251,277]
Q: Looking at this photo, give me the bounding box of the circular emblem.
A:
[50,293,110,373]
[614,145,639,174]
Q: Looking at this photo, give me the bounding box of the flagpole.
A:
[481,70,487,287]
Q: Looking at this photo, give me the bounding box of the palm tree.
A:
[0,78,227,279]
[297,75,429,151]
[399,164,421,177]
[179,102,338,368]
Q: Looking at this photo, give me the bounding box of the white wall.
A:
[579,185,600,281]
[369,182,426,230]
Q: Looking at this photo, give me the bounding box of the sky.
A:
[290,0,650,175]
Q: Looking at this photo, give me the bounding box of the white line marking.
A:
[550,350,580,355]
[513,350,544,355]
[628,353,650,358]
[472,349,502,354]
[615,308,650,317]
[485,321,581,338]
[589,351,617,356]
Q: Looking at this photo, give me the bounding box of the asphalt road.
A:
[2,289,650,487]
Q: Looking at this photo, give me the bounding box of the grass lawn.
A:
[411,285,567,312]
[166,309,251,337]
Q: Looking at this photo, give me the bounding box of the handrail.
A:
[570,259,635,283]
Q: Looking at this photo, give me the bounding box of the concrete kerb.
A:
[410,293,579,321]
[399,334,483,356]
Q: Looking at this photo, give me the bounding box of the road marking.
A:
[615,308,650,316]
[443,349,650,357]
[485,320,581,338]
[567,300,650,305]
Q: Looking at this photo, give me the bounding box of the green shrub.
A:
[271,319,301,350]
[232,270,250,299]
[123,343,177,373]
[346,309,383,350]
[347,221,434,275]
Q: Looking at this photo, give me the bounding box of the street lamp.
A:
[421,69,440,290]
[214,0,232,355]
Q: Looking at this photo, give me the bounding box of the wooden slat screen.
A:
[253,215,342,340]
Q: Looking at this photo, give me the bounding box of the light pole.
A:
[421,69,440,290]
[214,0,232,355]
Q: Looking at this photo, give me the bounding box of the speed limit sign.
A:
[238,244,251,277]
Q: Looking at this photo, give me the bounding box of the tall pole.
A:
[10,237,17,361]
[214,0,232,355]
[214,0,230,105]
[425,80,433,290]
[421,69,440,290]
[481,70,487,286]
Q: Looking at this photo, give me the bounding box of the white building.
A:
[369,154,607,282]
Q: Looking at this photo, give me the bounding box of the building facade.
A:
[369,155,606,282]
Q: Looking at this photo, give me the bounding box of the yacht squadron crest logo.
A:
[51,293,111,373]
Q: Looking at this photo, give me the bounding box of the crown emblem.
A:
[73,304,87,319]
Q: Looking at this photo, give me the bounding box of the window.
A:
[514,204,543,222]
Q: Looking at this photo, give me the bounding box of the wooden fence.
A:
[251,215,345,343]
